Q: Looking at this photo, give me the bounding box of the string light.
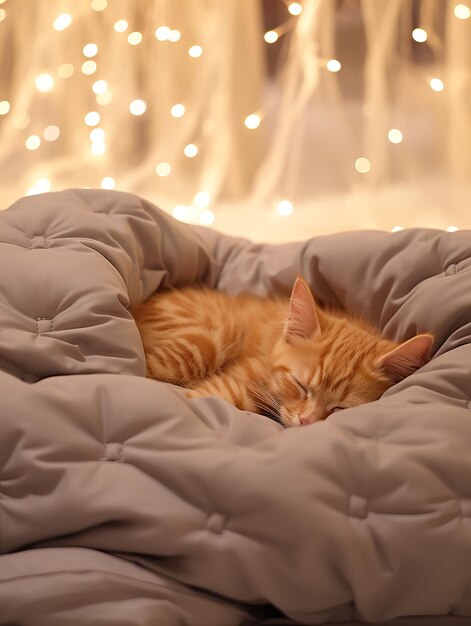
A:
[96,91,112,105]
[430,77,444,91]
[114,20,128,33]
[169,30,181,42]
[90,128,105,142]
[189,45,203,58]
[170,104,185,118]
[155,26,170,41]
[53,13,72,31]
[43,125,60,141]
[388,129,403,143]
[391,225,404,232]
[91,0,107,10]
[200,210,215,225]
[35,73,54,92]
[83,43,98,58]
[454,4,471,19]
[326,59,341,72]
[184,144,198,158]
[355,157,371,173]
[92,80,108,95]
[412,28,428,42]
[128,32,143,45]
[58,63,74,78]
[194,192,211,208]
[447,225,459,232]
[277,200,293,216]
[101,177,116,189]
[91,142,106,155]
[264,31,279,44]
[84,111,100,126]
[173,205,192,222]
[288,3,303,16]
[130,99,146,115]
[26,135,41,151]
[0,100,10,115]
[81,61,97,75]
[155,162,171,176]
[244,113,261,129]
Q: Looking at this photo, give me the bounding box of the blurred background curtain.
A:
[0,0,470,240]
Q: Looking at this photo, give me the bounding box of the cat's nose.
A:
[299,415,313,426]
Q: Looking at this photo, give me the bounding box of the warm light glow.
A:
[189,45,203,58]
[35,178,51,193]
[0,100,10,115]
[184,144,198,158]
[101,177,116,190]
[155,26,170,41]
[43,125,60,141]
[288,2,303,16]
[355,157,371,173]
[388,128,403,144]
[53,13,72,31]
[128,32,143,45]
[264,30,279,44]
[0,9,5,22]
[454,4,471,19]
[96,91,112,105]
[91,0,107,10]
[326,59,341,72]
[26,135,41,151]
[90,128,105,142]
[244,113,261,129]
[169,30,181,42]
[430,77,444,91]
[91,142,106,155]
[200,210,215,226]
[35,73,54,93]
[81,61,97,75]
[170,103,185,118]
[57,63,74,78]
[83,43,98,58]
[14,113,30,129]
[173,205,190,222]
[412,28,428,42]
[277,200,293,216]
[84,111,101,126]
[194,192,211,208]
[447,225,459,232]
[155,162,171,177]
[92,80,108,95]
[130,99,147,115]
[114,20,128,33]
[391,225,404,232]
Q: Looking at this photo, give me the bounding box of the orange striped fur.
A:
[133,277,433,427]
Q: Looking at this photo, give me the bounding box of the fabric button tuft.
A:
[101,442,123,462]
[348,495,368,519]
[31,235,48,249]
[459,499,471,518]
[206,513,226,534]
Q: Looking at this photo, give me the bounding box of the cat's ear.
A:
[284,276,321,342]
[376,334,433,382]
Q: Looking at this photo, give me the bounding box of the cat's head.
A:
[269,276,433,427]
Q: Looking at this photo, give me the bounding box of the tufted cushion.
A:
[1,189,471,625]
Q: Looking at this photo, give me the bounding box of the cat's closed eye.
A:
[292,376,308,398]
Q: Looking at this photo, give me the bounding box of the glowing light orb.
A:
[81,61,97,75]
[101,177,116,190]
[454,4,471,19]
[35,73,54,92]
[170,104,185,118]
[189,45,203,58]
[91,142,106,155]
[326,59,341,72]
[0,100,10,115]
[430,77,444,91]
[355,157,371,173]
[128,32,143,45]
[447,225,459,232]
[184,144,198,158]
[84,111,101,126]
[90,128,105,142]
[391,225,404,232]
[412,28,428,42]
[92,80,108,95]
[244,114,261,129]
[169,30,181,42]
[83,43,98,58]
[155,162,171,177]
[114,20,128,33]
[288,3,303,16]
[194,192,211,208]
[277,200,293,216]
[53,13,72,31]
[200,210,215,226]
[26,135,41,150]
[130,99,147,115]
[96,92,112,105]
[43,125,60,141]
[155,26,170,41]
[91,0,107,10]
[58,63,74,78]
[264,31,278,44]
[388,128,403,144]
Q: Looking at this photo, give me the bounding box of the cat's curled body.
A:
[133,277,433,427]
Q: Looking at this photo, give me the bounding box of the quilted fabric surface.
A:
[1,189,471,625]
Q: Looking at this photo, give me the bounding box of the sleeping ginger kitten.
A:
[133,277,433,427]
